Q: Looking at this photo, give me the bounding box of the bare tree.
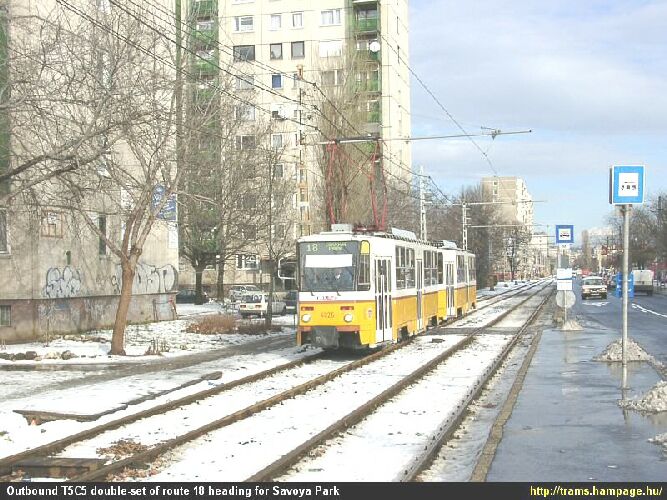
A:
[33,1,186,354]
[0,3,151,201]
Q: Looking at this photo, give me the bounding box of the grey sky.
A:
[408,0,667,235]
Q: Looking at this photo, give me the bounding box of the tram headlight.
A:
[301,313,312,323]
[343,313,354,323]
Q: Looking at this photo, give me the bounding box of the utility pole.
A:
[461,202,468,250]
[419,165,427,240]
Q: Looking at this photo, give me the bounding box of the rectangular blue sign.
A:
[610,165,645,205]
[555,225,574,244]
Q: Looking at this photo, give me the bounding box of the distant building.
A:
[481,176,536,280]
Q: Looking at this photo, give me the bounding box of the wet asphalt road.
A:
[570,279,667,367]
[487,282,667,482]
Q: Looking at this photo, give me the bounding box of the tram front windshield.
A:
[299,241,358,292]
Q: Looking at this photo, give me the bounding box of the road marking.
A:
[632,303,667,319]
[583,302,608,307]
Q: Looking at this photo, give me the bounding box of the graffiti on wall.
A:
[43,266,84,298]
[111,263,178,295]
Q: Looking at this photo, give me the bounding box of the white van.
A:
[632,270,654,296]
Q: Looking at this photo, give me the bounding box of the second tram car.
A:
[296,226,476,349]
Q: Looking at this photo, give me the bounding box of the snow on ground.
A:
[0,345,317,459]
[619,381,667,414]
[0,315,296,365]
[649,432,667,456]
[593,338,657,363]
[476,280,534,298]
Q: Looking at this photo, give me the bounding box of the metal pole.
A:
[462,203,468,250]
[419,165,427,240]
[621,205,631,377]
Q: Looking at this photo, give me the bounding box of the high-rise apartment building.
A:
[481,176,534,229]
[182,0,412,294]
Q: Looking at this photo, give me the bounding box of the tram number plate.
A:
[320,312,334,319]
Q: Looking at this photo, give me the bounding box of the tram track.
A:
[0,280,550,481]
[254,283,553,481]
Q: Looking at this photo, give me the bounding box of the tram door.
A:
[374,259,393,343]
[416,259,423,331]
[446,263,455,318]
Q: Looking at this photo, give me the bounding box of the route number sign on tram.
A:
[555,225,574,245]
[609,165,645,205]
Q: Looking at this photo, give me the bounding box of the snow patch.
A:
[649,432,667,456]
[593,339,655,363]
[619,381,667,414]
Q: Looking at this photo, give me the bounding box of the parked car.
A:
[284,290,298,314]
[229,284,261,302]
[238,292,286,318]
[581,276,607,300]
[176,289,209,303]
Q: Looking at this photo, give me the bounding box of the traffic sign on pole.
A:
[609,165,645,205]
[555,225,574,245]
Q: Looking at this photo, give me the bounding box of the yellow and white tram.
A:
[296,226,476,349]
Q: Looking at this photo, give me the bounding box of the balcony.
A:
[354,17,378,33]
[367,110,381,123]
[356,48,380,62]
[192,28,217,47]
[193,58,218,75]
[191,0,217,17]
[355,78,381,93]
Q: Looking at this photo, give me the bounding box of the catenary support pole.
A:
[621,204,631,386]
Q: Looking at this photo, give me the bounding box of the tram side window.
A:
[424,250,438,286]
[405,248,415,288]
[358,253,371,291]
[468,256,476,281]
[437,253,444,284]
[395,246,405,289]
[456,255,465,283]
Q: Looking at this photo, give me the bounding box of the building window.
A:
[235,104,255,121]
[40,211,63,238]
[233,16,254,32]
[0,305,10,326]
[291,12,303,28]
[236,254,258,270]
[299,188,308,203]
[271,133,283,150]
[241,225,257,241]
[291,41,304,59]
[273,163,284,178]
[271,73,283,89]
[0,210,5,252]
[196,19,215,31]
[321,9,341,26]
[274,223,286,239]
[241,195,257,209]
[299,168,307,183]
[98,214,107,256]
[233,45,255,61]
[235,135,256,150]
[319,40,342,57]
[321,69,342,86]
[270,14,281,30]
[269,43,283,60]
[300,206,310,221]
[236,75,254,90]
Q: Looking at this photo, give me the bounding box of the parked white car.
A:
[581,276,607,300]
[238,293,286,318]
[229,284,261,302]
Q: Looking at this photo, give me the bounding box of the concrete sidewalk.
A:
[486,319,666,481]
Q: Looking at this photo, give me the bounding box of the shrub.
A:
[185,315,237,335]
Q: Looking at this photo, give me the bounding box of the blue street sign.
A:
[615,272,634,298]
[555,225,574,244]
[610,165,645,205]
